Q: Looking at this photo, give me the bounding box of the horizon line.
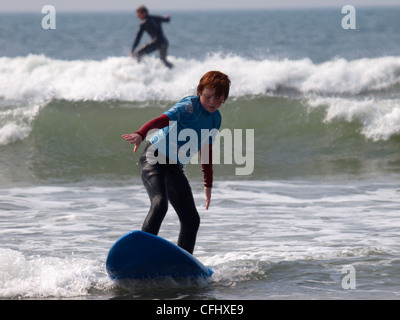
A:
[1,4,400,14]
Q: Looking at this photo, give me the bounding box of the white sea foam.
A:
[1,54,400,103]
[307,96,400,140]
[0,103,40,146]
[0,122,30,145]
[0,248,112,298]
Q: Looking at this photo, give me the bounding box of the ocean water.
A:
[1,8,400,300]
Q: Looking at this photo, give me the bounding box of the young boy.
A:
[131,5,173,68]
[122,71,231,254]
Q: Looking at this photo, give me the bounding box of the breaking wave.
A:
[1,53,400,102]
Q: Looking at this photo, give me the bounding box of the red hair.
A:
[197,71,231,101]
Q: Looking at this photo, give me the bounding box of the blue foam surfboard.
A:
[106,231,213,279]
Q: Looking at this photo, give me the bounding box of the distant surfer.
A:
[122,71,231,254]
[130,5,173,69]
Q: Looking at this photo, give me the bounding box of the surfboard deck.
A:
[106,231,213,279]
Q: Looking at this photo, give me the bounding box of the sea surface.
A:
[1,8,400,300]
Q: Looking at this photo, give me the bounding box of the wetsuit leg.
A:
[138,143,200,254]
[159,40,173,69]
[166,165,200,254]
[136,38,160,62]
[137,38,173,68]
[139,144,168,235]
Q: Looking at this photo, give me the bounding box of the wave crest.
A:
[1,53,400,103]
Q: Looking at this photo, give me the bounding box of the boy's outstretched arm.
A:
[122,114,169,153]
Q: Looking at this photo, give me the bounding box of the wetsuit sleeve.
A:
[154,15,170,23]
[135,114,170,139]
[201,144,213,188]
[131,26,144,52]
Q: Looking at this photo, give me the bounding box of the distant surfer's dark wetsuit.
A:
[131,15,173,68]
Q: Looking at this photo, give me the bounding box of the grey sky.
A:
[1,0,400,12]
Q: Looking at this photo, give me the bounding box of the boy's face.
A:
[137,11,147,20]
[200,88,224,113]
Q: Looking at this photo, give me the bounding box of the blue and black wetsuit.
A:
[131,14,173,68]
[136,96,221,254]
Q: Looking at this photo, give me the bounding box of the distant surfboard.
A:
[106,231,213,279]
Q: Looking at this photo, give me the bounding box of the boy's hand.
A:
[204,187,212,210]
[122,133,143,153]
